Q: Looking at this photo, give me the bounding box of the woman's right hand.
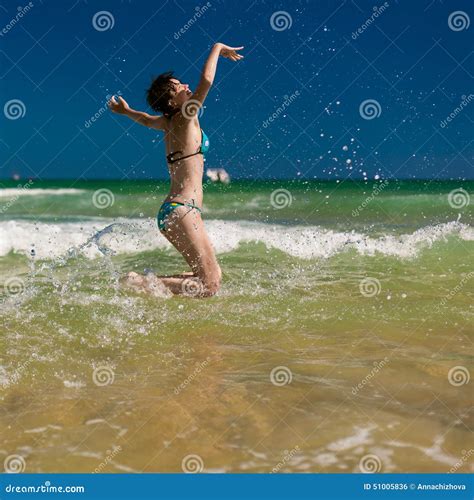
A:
[108,95,130,114]
[217,43,244,61]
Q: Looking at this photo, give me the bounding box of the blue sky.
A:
[1,0,473,180]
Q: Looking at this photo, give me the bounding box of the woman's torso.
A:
[163,114,204,206]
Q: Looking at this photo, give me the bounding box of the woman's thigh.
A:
[162,206,220,279]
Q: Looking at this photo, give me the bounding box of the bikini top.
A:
[166,129,210,164]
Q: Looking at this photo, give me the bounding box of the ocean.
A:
[0,178,472,473]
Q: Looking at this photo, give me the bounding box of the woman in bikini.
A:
[108,43,244,297]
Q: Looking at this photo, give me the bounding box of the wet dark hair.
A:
[146,71,179,117]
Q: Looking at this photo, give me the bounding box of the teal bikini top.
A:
[166,129,210,164]
[201,129,210,154]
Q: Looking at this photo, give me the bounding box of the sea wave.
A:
[0,218,472,261]
[0,188,86,198]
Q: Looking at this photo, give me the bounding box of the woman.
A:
[108,43,244,297]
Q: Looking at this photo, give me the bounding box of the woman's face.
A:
[169,78,192,109]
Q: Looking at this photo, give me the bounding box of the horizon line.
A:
[1,177,473,182]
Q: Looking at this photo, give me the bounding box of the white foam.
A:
[0,218,472,260]
[0,188,86,198]
[63,380,86,389]
[327,425,375,451]
[0,366,10,388]
[388,435,461,467]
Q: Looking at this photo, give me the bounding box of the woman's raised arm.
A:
[191,43,244,107]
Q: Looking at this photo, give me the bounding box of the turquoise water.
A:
[0,179,472,473]
[1,179,472,228]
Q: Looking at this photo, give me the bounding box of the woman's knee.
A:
[199,266,221,297]
[202,276,221,296]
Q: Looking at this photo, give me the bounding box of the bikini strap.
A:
[167,150,203,164]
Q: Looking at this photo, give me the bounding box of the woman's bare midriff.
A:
[164,118,204,206]
[166,156,204,206]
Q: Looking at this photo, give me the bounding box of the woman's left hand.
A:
[219,44,244,61]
